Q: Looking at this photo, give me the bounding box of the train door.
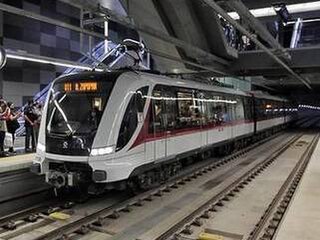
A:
[253,96,257,134]
[151,87,167,161]
[162,88,178,158]
[196,91,207,148]
[225,95,235,140]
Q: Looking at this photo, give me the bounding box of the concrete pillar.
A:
[0,10,3,42]
[0,10,4,96]
[104,20,108,54]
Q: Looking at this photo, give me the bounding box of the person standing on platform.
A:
[0,100,9,157]
[24,100,36,152]
[33,102,42,145]
[6,102,21,154]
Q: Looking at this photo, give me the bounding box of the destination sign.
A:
[63,81,98,92]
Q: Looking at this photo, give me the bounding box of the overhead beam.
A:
[233,46,320,75]
[201,0,312,89]
[59,0,230,66]
[148,49,227,75]
[226,0,291,61]
[0,3,108,41]
[0,2,228,75]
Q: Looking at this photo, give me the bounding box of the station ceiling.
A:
[242,0,315,9]
[51,1,320,92]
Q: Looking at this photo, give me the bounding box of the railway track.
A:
[153,133,307,240]
[0,169,53,218]
[153,133,319,240]
[246,134,319,240]
[0,132,301,240]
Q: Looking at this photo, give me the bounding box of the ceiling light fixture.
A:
[6,53,104,72]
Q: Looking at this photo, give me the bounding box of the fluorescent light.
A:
[228,1,320,19]
[6,53,104,71]
[91,146,114,156]
[287,18,320,25]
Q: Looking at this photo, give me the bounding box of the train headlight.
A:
[37,142,46,152]
[90,146,114,156]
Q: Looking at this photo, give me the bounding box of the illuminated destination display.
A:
[63,82,98,92]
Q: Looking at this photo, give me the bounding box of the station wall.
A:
[0,0,83,107]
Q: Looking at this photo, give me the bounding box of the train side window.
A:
[196,91,208,126]
[176,90,201,129]
[265,100,273,119]
[163,87,178,131]
[149,86,178,133]
[204,92,227,126]
[255,99,265,120]
[234,97,245,120]
[224,96,233,123]
[243,97,253,121]
[116,87,148,151]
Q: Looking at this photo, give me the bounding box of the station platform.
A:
[275,138,320,240]
[0,136,35,173]
[0,153,34,173]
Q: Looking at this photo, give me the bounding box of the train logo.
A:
[62,141,68,149]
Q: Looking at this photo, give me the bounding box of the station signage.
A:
[0,47,6,70]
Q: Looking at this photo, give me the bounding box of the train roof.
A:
[137,71,252,97]
[137,71,287,102]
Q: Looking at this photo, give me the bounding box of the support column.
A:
[0,10,3,44]
[104,20,108,54]
[0,10,4,96]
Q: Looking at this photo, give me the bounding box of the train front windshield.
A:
[45,73,117,155]
[47,91,105,135]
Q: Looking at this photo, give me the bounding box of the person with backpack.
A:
[6,102,21,154]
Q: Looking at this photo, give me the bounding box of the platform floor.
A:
[0,153,34,173]
[0,136,35,173]
[275,138,320,240]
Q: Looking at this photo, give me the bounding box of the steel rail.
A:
[154,134,302,240]
[31,132,296,240]
[246,133,320,240]
[0,132,284,239]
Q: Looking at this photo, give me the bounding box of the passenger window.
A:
[234,97,245,120]
[163,88,178,131]
[196,92,208,126]
[243,97,253,121]
[205,92,229,126]
[176,91,201,128]
[116,87,148,151]
[255,99,265,120]
[149,86,178,133]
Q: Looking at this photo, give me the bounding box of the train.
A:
[30,70,295,193]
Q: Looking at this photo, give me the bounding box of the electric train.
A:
[31,70,294,193]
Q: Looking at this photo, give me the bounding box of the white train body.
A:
[31,70,293,190]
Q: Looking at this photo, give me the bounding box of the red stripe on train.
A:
[130,107,256,150]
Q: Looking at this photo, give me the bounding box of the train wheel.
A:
[127,178,143,195]
[198,152,206,161]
